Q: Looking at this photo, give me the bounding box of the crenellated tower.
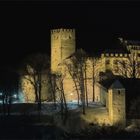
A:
[51,28,76,73]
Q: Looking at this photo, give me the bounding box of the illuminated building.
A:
[20,28,140,126]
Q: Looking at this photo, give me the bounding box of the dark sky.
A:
[1,1,140,69]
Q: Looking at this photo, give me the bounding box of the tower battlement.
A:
[51,28,75,40]
[51,28,76,73]
[51,28,75,34]
[101,53,129,58]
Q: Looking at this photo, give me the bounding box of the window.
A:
[138,54,140,57]
[120,54,123,57]
[106,53,109,56]
[124,54,128,57]
[118,90,121,95]
[111,53,114,56]
[106,60,110,65]
[118,109,120,113]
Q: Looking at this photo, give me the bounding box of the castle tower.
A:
[51,28,76,73]
[108,80,126,127]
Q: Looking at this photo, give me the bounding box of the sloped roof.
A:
[109,80,124,89]
[100,78,140,118]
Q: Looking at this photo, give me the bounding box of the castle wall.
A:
[58,58,97,102]
[20,74,49,102]
[51,28,107,103]
[20,75,35,102]
[101,53,129,76]
[100,86,107,105]
[63,78,78,102]
[61,78,100,103]
[94,83,101,102]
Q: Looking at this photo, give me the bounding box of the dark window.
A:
[118,109,120,113]
[118,90,121,95]
[106,60,110,65]
[113,60,118,65]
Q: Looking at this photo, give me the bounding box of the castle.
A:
[20,28,140,126]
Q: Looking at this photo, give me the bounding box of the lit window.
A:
[120,54,123,57]
[106,53,109,56]
[124,54,128,57]
[70,93,73,96]
[111,53,114,56]
[118,109,120,113]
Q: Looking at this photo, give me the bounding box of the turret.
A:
[108,80,126,127]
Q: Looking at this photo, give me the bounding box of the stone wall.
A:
[20,74,49,102]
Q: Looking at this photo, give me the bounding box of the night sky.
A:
[1,1,140,69]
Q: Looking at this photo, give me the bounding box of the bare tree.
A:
[84,62,88,106]
[65,49,87,114]
[117,38,140,78]
[116,53,140,78]
[20,53,50,114]
[86,57,101,102]
[55,73,68,124]
[64,61,80,105]
[48,73,57,109]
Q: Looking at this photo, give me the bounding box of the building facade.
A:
[50,29,140,103]
[19,28,140,126]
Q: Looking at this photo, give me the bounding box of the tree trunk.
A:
[92,61,95,102]
[62,90,68,125]
[81,91,85,115]
[133,60,136,78]
[73,79,80,105]
[61,79,67,112]
[60,94,64,120]
[35,85,38,102]
[67,69,80,105]
[80,69,85,115]
[38,73,42,121]
[84,64,88,107]
[51,74,56,109]
[59,76,68,125]
[52,85,56,109]
[2,95,5,116]
[7,98,11,116]
[92,81,95,102]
